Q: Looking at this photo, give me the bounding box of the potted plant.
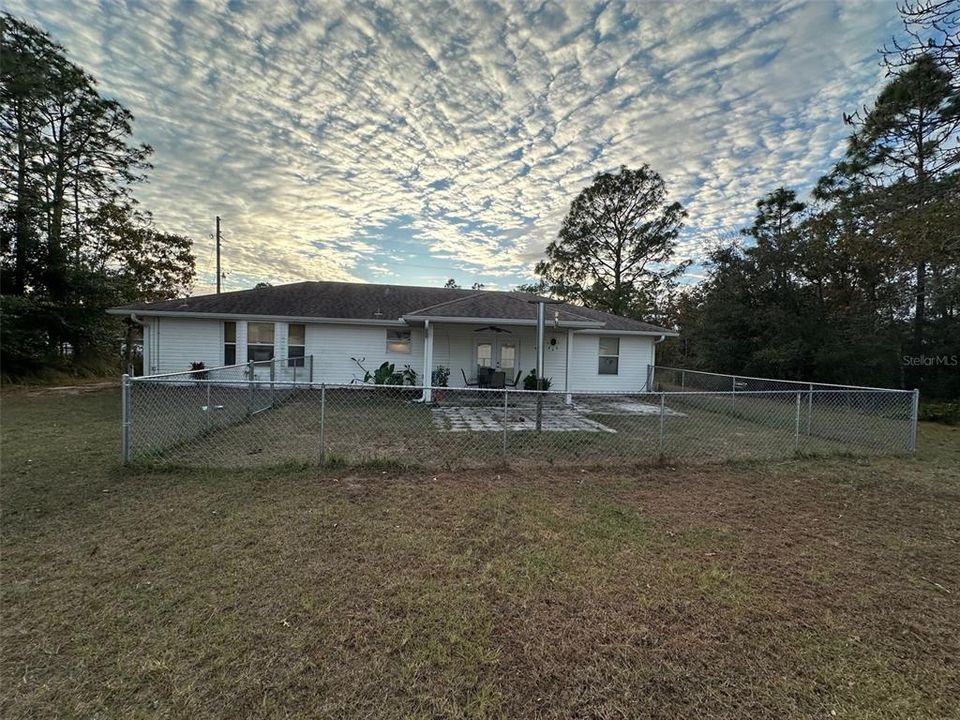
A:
[431,366,450,403]
[523,369,552,391]
[191,361,208,385]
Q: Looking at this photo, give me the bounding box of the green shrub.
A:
[523,369,552,391]
[918,402,960,425]
[431,366,450,387]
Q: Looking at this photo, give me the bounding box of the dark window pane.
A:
[288,345,305,367]
[225,345,236,365]
[247,345,274,362]
[598,356,619,375]
[224,321,236,343]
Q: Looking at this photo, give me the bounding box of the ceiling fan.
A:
[474,325,512,333]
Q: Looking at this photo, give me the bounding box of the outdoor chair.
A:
[460,368,479,387]
[488,371,506,389]
[505,369,523,388]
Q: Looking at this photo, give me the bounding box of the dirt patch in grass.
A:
[23,381,117,395]
[2,387,959,718]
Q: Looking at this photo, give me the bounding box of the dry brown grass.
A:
[2,386,959,719]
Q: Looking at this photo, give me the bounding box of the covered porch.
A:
[409,319,590,401]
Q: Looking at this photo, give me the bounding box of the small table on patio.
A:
[485,371,506,389]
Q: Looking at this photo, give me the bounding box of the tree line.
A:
[529,1,958,399]
[1,14,196,379]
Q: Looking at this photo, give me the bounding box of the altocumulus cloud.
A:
[8,0,899,292]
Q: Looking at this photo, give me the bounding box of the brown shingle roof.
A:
[109,281,674,334]
[403,292,597,324]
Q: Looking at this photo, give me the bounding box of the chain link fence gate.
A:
[120,363,919,469]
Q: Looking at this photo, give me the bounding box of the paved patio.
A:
[574,398,687,417]
[432,405,617,433]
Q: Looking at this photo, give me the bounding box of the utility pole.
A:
[215,216,222,294]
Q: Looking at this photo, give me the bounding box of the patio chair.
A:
[476,367,494,388]
[460,368,479,387]
[488,371,506,389]
[505,369,523,388]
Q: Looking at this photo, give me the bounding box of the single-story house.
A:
[108,281,675,395]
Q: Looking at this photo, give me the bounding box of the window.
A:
[386,329,411,353]
[247,322,275,362]
[287,323,305,367]
[598,336,620,375]
[224,321,236,365]
[499,342,516,373]
[476,342,493,371]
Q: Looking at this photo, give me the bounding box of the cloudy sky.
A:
[9,0,901,293]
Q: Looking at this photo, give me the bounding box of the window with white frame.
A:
[223,321,236,365]
[598,336,620,375]
[247,322,275,362]
[287,323,306,367]
[386,329,411,353]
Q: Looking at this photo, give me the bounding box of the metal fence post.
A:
[247,360,255,416]
[680,369,685,390]
[535,386,543,432]
[121,373,131,463]
[909,388,920,454]
[502,388,509,463]
[794,391,801,453]
[270,360,276,407]
[319,383,326,464]
[731,376,736,414]
[205,381,212,433]
[807,384,813,435]
[309,355,314,386]
[658,392,666,456]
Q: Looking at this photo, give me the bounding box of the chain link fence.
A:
[121,363,919,469]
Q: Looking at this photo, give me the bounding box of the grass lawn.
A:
[2,385,959,718]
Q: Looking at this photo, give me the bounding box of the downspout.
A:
[649,334,667,391]
[127,313,147,376]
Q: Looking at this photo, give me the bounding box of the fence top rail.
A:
[136,356,314,380]
[655,366,913,394]
[131,362,252,380]
[127,378,910,397]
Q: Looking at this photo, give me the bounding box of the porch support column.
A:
[422,320,434,402]
[564,328,573,405]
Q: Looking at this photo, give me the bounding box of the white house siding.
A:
[567,333,655,393]
[543,330,569,389]
[143,316,221,374]
[141,317,423,383]
[139,317,656,392]
[307,324,424,385]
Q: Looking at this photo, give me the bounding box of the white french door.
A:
[474,337,518,379]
